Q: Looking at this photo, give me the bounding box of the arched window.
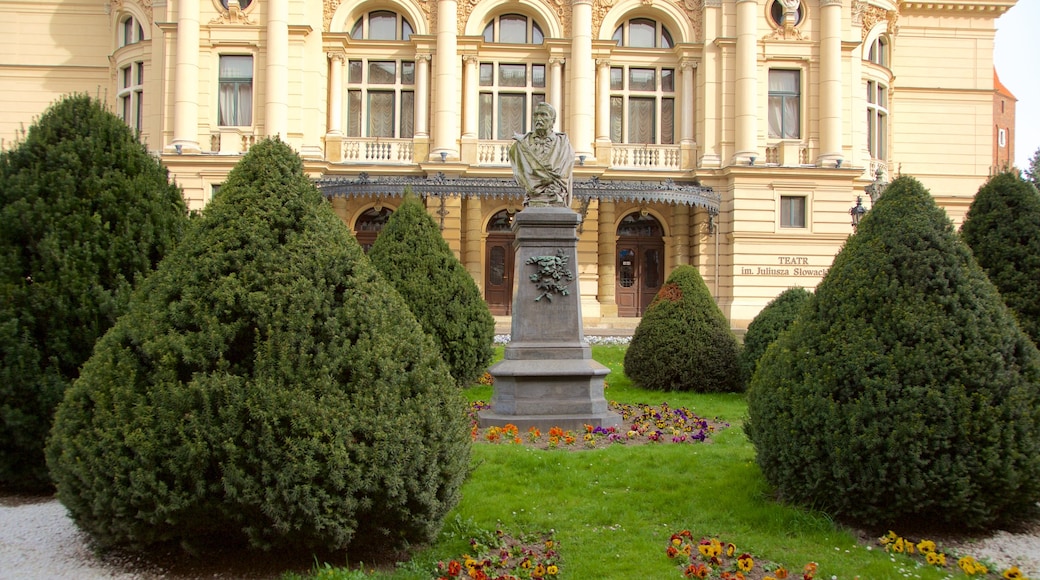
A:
[868,37,888,67]
[351,10,413,41]
[120,15,144,47]
[612,18,672,48]
[483,13,543,44]
[220,0,253,9]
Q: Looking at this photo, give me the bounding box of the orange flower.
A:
[774,566,789,579]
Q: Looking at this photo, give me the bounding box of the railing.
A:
[477,141,512,166]
[764,141,809,166]
[342,138,415,164]
[610,144,681,170]
[210,129,259,154]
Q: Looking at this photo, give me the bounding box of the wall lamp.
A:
[174,144,183,155]
[835,158,843,168]
[748,155,756,166]
[440,151,448,162]
[578,155,586,166]
[849,196,867,230]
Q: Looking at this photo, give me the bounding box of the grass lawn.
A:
[293,345,1010,580]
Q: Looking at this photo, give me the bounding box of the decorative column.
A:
[170,0,200,153]
[700,0,722,167]
[462,56,478,139]
[415,54,431,138]
[733,0,758,165]
[595,59,610,142]
[465,197,483,289]
[433,0,459,161]
[597,199,617,317]
[325,52,345,162]
[266,0,289,139]
[549,58,565,131]
[818,0,843,166]
[569,0,594,159]
[672,205,690,266]
[680,60,696,168]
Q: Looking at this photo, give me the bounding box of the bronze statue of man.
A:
[508,102,574,207]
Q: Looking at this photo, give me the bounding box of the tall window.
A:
[351,10,413,41]
[346,60,415,138]
[120,16,144,47]
[477,13,548,140]
[218,55,253,126]
[768,69,800,139]
[478,63,545,140]
[118,62,144,132]
[609,66,675,144]
[780,196,806,228]
[483,13,543,44]
[866,80,888,160]
[612,18,673,48]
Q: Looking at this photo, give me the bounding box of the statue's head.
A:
[533,102,556,133]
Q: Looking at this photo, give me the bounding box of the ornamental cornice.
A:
[898,1,1014,14]
[594,0,705,43]
[109,0,154,24]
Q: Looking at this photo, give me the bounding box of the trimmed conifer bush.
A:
[46,139,470,553]
[745,176,1040,530]
[961,171,1040,345]
[623,265,743,392]
[0,94,187,490]
[739,287,812,386]
[367,192,494,386]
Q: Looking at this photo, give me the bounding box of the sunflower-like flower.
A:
[1002,566,1025,580]
[738,553,754,572]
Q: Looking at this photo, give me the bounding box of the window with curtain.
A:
[608,66,675,145]
[868,37,888,67]
[345,59,415,138]
[867,80,888,161]
[118,62,144,132]
[218,55,252,126]
[768,69,800,139]
[780,196,806,228]
[478,62,546,140]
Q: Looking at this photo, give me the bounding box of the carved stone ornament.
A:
[527,250,574,302]
[211,0,256,25]
[854,0,899,40]
[595,0,706,44]
[109,0,154,24]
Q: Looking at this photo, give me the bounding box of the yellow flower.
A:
[893,537,905,553]
[1003,566,1024,580]
[917,539,937,553]
[547,564,559,576]
[737,553,754,572]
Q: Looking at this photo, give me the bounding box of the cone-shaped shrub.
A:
[624,265,742,392]
[0,94,187,490]
[961,171,1040,345]
[46,139,470,553]
[368,192,494,386]
[745,176,1040,529]
[739,287,812,386]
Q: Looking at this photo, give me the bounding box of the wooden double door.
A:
[616,237,664,317]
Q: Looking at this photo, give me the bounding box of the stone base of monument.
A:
[479,206,622,432]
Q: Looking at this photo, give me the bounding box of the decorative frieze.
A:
[853,0,899,40]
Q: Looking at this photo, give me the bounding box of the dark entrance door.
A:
[616,213,665,317]
[484,210,515,315]
[354,206,393,252]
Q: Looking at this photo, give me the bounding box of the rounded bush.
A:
[46,139,470,553]
[739,287,812,386]
[961,171,1040,345]
[624,265,743,392]
[745,176,1040,530]
[368,192,495,386]
[0,94,187,490]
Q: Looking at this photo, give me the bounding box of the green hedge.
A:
[46,139,470,553]
[624,265,743,392]
[368,192,494,386]
[739,287,812,386]
[746,176,1040,529]
[0,94,187,490]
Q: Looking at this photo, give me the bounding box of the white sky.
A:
[994,1,1040,169]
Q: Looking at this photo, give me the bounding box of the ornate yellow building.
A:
[0,0,1014,329]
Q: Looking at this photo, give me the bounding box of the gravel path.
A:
[2,495,1038,579]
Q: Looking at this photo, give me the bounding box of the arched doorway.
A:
[616,212,665,317]
[353,206,393,252]
[484,209,516,315]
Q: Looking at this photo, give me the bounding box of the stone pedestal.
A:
[479,207,622,432]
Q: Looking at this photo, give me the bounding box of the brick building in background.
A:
[993,69,1017,173]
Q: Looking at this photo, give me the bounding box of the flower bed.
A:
[468,401,729,449]
[878,531,1030,579]
[665,531,816,580]
[435,529,560,580]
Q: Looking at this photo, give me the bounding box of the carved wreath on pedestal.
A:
[527,250,574,302]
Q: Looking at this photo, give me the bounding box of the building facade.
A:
[993,69,1016,173]
[0,0,1015,330]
